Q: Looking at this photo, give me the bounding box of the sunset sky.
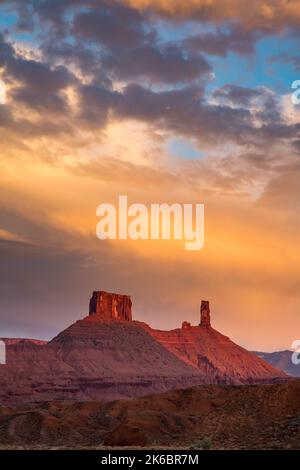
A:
[0,0,300,351]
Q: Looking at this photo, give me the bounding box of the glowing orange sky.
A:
[0,0,300,351]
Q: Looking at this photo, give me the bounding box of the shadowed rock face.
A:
[89,291,132,321]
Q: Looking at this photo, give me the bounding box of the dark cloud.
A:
[2,25,298,148]
[0,1,279,96]
[0,35,75,94]
[102,44,211,84]
[213,84,284,127]
[43,41,100,75]
[0,34,15,61]
[292,139,300,153]
[213,84,263,106]
[258,123,300,141]
[5,57,75,112]
[109,84,300,147]
[184,27,261,57]
[7,59,74,94]
[72,3,151,48]
[11,87,69,112]
[112,84,253,144]
[0,6,298,149]
[10,1,213,86]
[77,83,119,126]
[0,34,75,111]
[11,0,74,34]
[35,0,73,27]
[42,26,211,86]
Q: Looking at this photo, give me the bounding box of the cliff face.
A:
[89,291,132,321]
[136,322,285,383]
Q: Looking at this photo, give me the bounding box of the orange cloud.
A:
[120,0,300,29]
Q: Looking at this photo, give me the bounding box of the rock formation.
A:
[0,290,287,405]
[89,291,132,321]
[200,300,211,327]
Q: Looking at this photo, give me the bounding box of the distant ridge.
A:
[253,350,300,377]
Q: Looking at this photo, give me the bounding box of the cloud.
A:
[9,0,300,34]
[1,26,298,153]
[0,228,29,243]
[112,84,295,148]
[42,41,104,79]
[102,44,211,84]
[184,27,260,57]
[0,34,75,112]
[70,3,212,85]
[213,85,283,124]
[259,161,300,210]
[77,83,119,127]
[7,59,74,94]
[213,84,265,106]
[72,3,150,48]
[119,0,300,30]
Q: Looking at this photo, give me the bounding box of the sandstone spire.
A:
[89,291,132,321]
[200,300,211,328]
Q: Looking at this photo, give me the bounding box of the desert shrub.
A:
[190,436,213,450]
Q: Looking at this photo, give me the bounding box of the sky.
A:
[0,0,300,351]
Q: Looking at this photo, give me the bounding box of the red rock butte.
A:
[89,291,132,321]
[0,290,286,406]
[89,290,211,327]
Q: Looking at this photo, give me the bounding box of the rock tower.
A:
[200,300,211,328]
[89,291,132,321]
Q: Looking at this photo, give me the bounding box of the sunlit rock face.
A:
[89,291,132,322]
